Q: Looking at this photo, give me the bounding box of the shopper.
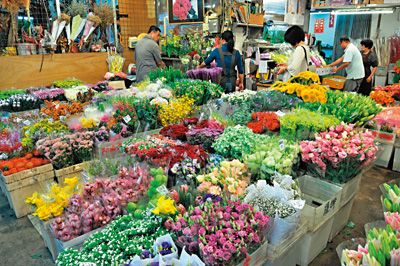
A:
[135,26,165,83]
[359,39,379,96]
[277,25,311,82]
[196,31,244,93]
[328,36,365,92]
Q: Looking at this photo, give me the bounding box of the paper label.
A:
[275,110,286,117]
[234,125,242,129]
[136,174,143,184]
[23,120,31,126]
[279,139,285,151]
[79,263,96,266]
[16,118,22,123]
[123,115,131,123]
[60,116,66,121]
[206,47,211,52]
[156,185,169,195]
[350,112,358,118]
[48,118,54,123]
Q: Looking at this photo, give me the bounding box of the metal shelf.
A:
[235,23,264,28]
[312,3,400,10]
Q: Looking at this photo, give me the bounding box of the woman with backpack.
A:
[196,31,244,93]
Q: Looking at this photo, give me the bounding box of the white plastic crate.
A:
[329,196,356,242]
[393,147,400,172]
[299,215,335,266]
[298,175,342,231]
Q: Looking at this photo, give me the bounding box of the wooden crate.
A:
[0,164,55,218]
[54,163,85,185]
[298,175,342,231]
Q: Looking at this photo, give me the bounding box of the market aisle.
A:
[0,190,54,266]
[1,165,399,266]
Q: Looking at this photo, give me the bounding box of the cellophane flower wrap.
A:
[300,123,379,183]
[197,160,250,198]
[171,199,270,265]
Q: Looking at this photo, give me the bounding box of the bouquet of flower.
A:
[381,183,400,213]
[197,159,249,197]
[221,90,257,105]
[375,84,400,100]
[149,66,185,84]
[365,225,400,266]
[36,134,75,170]
[0,94,40,112]
[25,177,81,220]
[170,158,201,184]
[280,108,340,141]
[41,100,88,120]
[33,88,67,103]
[52,78,84,88]
[300,90,382,126]
[247,112,280,134]
[300,123,379,183]
[134,100,160,131]
[22,119,69,149]
[0,151,50,176]
[370,90,395,106]
[186,127,224,151]
[250,90,302,112]
[158,96,196,127]
[243,136,299,182]
[64,86,91,101]
[0,130,22,159]
[373,107,400,130]
[160,124,189,141]
[171,199,270,265]
[94,126,110,143]
[212,126,266,159]
[68,131,94,163]
[104,72,127,81]
[56,211,167,266]
[272,81,328,104]
[122,135,178,156]
[113,102,139,133]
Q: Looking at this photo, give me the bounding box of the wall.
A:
[309,13,338,58]
[370,8,400,39]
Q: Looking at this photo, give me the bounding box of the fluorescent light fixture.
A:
[331,9,394,15]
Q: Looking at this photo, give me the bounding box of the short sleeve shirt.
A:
[135,35,162,82]
[343,43,365,80]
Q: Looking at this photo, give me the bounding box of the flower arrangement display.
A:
[21,119,70,149]
[158,96,196,127]
[0,151,50,176]
[0,93,40,112]
[300,123,379,183]
[171,158,201,183]
[52,78,84,88]
[40,100,88,120]
[33,88,67,103]
[221,90,257,105]
[212,126,265,159]
[370,90,395,106]
[243,136,299,182]
[300,90,382,126]
[159,124,189,141]
[196,159,249,197]
[56,211,167,266]
[279,108,340,140]
[375,84,400,100]
[149,66,185,84]
[134,100,161,131]
[247,112,280,134]
[94,126,110,142]
[50,165,152,243]
[25,177,81,220]
[171,199,270,265]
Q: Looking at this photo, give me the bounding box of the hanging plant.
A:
[1,0,30,47]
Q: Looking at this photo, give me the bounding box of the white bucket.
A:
[17,43,37,55]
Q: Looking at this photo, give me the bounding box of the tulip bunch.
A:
[385,212,400,231]
[382,183,400,213]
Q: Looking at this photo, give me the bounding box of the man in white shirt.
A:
[328,36,365,92]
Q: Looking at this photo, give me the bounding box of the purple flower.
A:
[160,250,172,255]
[150,263,159,266]
[161,241,172,250]
[140,250,154,259]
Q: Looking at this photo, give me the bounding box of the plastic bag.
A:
[152,234,178,262]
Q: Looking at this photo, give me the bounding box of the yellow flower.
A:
[209,186,222,195]
[197,175,205,183]
[152,195,177,215]
[227,185,236,194]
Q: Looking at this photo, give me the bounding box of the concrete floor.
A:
[0,165,399,266]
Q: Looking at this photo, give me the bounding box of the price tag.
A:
[234,125,242,129]
[48,118,54,123]
[16,118,22,123]
[199,112,204,121]
[79,263,96,266]
[312,148,322,153]
[279,139,285,151]
[123,115,131,123]
[275,110,286,117]
[23,120,31,126]
[206,47,211,52]
[60,116,66,121]
[156,185,169,195]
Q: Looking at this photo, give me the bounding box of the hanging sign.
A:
[314,19,325,34]
[329,14,335,28]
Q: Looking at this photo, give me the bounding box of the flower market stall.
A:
[0,67,398,266]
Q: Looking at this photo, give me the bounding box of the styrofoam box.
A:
[393,147,400,172]
[338,174,361,206]
[375,143,394,168]
[299,215,335,266]
[371,130,396,145]
[263,236,302,266]
[37,217,59,261]
[237,240,269,266]
[364,220,387,237]
[298,175,342,231]
[328,196,356,242]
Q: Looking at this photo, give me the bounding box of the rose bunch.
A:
[197,159,249,197]
[36,134,74,170]
[300,123,379,183]
[173,0,191,20]
[171,199,270,264]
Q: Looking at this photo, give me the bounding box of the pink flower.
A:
[104,72,114,80]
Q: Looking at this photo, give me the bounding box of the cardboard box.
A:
[322,75,346,90]
[249,13,264,25]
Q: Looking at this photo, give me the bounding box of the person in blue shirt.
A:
[196,31,244,93]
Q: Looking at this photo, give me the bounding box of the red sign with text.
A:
[329,14,335,27]
[314,19,325,34]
